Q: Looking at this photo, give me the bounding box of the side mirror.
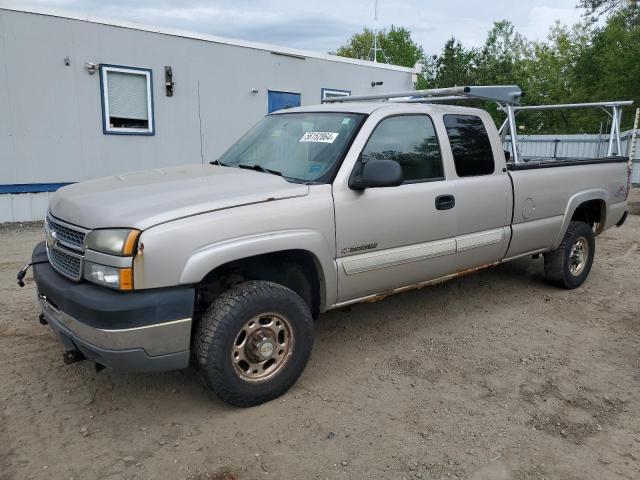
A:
[349,159,403,190]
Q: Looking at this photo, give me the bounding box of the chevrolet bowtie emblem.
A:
[45,227,57,249]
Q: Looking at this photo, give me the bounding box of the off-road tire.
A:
[193,280,314,407]
[543,221,595,289]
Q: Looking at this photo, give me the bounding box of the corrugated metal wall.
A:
[0,192,54,223]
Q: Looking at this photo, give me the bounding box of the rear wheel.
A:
[543,221,595,289]
[193,280,314,407]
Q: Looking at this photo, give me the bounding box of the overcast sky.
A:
[5,0,585,55]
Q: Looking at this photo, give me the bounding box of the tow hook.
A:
[38,313,48,325]
[62,349,86,365]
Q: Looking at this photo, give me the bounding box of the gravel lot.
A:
[1,196,639,480]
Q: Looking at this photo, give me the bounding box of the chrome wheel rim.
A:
[231,313,294,382]
[569,237,589,276]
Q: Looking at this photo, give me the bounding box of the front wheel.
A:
[193,280,314,407]
[543,221,595,289]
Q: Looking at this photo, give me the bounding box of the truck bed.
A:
[504,156,629,260]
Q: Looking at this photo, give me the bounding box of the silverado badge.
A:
[340,242,378,255]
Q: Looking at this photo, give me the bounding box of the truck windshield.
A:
[217,112,366,183]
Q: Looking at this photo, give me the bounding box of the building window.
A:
[267,90,301,113]
[443,114,494,176]
[100,65,154,135]
[361,115,444,183]
[321,88,351,102]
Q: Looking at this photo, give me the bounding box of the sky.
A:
[3,0,586,56]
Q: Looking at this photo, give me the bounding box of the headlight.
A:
[85,229,140,256]
[84,261,133,290]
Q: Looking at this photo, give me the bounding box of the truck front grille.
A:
[46,215,86,251]
[48,245,83,281]
[45,214,89,282]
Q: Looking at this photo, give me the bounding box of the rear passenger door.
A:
[442,114,512,271]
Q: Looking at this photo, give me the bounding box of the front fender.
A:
[551,188,608,249]
[179,229,337,310]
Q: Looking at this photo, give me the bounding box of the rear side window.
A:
[362,115,444,183]
[444,114,494,176]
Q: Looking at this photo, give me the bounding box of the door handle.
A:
[435,194,455,210]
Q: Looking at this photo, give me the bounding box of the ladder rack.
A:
[322,85,524,105]
[324,84,633,163]
[498,100,634,160]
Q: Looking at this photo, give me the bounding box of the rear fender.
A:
[551,189,608,249]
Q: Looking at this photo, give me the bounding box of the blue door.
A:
[268,90,301,113]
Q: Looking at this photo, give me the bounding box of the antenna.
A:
[373,0,378,62]
[369,0,387,63]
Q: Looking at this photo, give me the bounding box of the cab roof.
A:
[273,102,487,116]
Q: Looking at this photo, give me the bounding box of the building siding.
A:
[0,8,414,221]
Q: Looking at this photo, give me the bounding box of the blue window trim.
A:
[267,90,302,114]
[99,64,155,136]
[0,183,73,194]
[321,88,351,103]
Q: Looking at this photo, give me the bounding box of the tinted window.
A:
[444,115,495,176]
[361,115,443,182]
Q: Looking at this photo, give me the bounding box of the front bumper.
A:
[32,242,195,372]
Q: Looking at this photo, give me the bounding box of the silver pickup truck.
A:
[26,85,631,407]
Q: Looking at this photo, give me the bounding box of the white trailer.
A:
[0,4,416,222]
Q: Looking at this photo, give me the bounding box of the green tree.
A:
[573,9,640,129]
[516,22,594,132]
[334,28,374,61]
[334,26,425,68]
[476,21,530,85]
[382,26,426,68]
[432,38,479,87]
[578,0,639,19]
[333,2,638,134]
[417,54,438,89]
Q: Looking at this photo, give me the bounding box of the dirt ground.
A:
[1,199,639,480]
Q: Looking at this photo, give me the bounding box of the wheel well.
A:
[195,250,323,318]
[571,199,606,233]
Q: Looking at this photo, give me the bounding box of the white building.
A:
[0,5,417,222]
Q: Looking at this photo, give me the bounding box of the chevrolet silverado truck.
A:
[24,85,631,407]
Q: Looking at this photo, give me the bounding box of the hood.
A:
[49,164,309,230]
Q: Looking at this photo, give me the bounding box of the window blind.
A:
[107,71,149,120]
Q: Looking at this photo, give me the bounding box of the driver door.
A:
[333,114,459,303]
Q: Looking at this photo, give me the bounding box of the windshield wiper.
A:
[209,159,229,166]
[237,164,283,177]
